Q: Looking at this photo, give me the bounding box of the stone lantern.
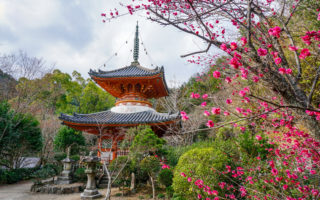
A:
[57,147,74,184]
[80,151,102,199]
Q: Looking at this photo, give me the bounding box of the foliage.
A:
[140,156,160,177]
[130,126,166,158]
[157,193,165,199]
[237,130,274,161]
[109,156,132,187]
[172,147,233,198]
[74,167,86,182]
[31,164,60,182]
[79,81,115,114]
[0,101,42,169]
[165,185,174,198]
[158,168,173,187]
[163,140,217,167]
[53,126,85,153]
[0,167,38,184]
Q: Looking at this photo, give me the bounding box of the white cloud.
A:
[0,0,204,85]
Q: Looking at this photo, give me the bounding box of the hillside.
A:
[0,69,17,101]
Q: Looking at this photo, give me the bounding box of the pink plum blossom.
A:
[288,45,298,51]
[212,70,221,78]
[202,94,208,99]
[211,107,221,115]
[230,42,237,50]
[299,48,311,59]
[257,48,268,56]
[274,57,282,65]
[268,26,281,38]
[278,68,286,74]
[204,110,210,116]
[256,135,262,141]
[206,120,214,128]
[225,77,232,83]
[241,37,247,46]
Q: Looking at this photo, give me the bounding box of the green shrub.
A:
[115,193,122,197]
[54,126,85,154]
[163,140,216,167]
[171,193,186,200]
[157,193,165,199]
[166,185,174,198]
[31,164,59,182]
[172,147,231,198]
[140,156,160,177]
[238,131,274,161]
[74,167,86,182]
[109,156,132,187]
[70,155,80,161]
[158,169,173,187]
[0,168,39,184]
[54,152,67,162]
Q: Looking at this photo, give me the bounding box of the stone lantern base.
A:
[56,173,73,185]
[80,188,102,199]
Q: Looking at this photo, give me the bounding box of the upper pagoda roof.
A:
[88,64,163,78]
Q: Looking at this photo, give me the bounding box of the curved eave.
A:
[59,110,180,126]
[88,66,162,78]
[90,68,169,98]
[61,119,178,127]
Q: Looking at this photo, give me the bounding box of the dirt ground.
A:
[0,181,151,200]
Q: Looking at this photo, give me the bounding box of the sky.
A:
[0,0,210,86]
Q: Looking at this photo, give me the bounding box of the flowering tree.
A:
[102,0,320,199]
[104,0,320,137]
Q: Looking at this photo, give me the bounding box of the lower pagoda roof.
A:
[59,109,179,126]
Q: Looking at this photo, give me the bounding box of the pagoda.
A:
[59,23,179,162]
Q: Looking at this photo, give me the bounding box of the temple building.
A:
[59,23,179,162]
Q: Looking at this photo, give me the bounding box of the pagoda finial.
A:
[133,21,139,63]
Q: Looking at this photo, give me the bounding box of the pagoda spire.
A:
[133,21,139,63]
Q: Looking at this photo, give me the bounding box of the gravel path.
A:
[0,181,145,200]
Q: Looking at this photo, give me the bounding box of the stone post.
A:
[57,147,74,184]
[80,151,102,200]
[56,157,74,184]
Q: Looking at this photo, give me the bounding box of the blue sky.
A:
[0,0,211,86]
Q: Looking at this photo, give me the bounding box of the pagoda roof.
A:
[88,63,170,98]
[89,64,164,78]
[59,109,179,126]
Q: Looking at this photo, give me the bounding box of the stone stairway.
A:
[98,174,109,188]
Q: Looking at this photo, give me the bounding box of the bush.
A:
[158,169,173,187]
[109,156,132,187]
[165,185,174,198]
[74,167,86,182]
[171,193,186,200]
[157,193,165,199]
[163,140,216,167]
[140,156,160,177]
[54,152,67,162]
[0,167,39,184]
[172,147,231,199]
[54,126,85,154]
[31,164,60,182]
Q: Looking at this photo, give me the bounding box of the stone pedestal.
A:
[80,151,102,200]
[57,157,74,184]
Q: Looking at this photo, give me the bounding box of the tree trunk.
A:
[104,163,112,200]
[150,175,155,200]
[265,70,320,139]
[130,172,135,192]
